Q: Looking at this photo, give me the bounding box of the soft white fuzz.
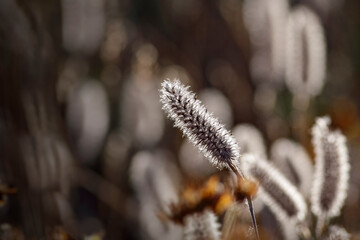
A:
[270,138,313,197]
[242,154,307,223]
[285,6,326,97]
[326,225,351,240]
[160,79,240,170]
[183,210,221,240]
[311,116,350,219]
[243,0,289,85]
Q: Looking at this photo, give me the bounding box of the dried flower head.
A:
[242,154,307,223]
[160,79,240,171]
[311,117,350,219]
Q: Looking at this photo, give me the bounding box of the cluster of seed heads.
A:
[159,79,350,239]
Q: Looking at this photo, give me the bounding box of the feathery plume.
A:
[270,138,313,197]
[311,117,350,220]
[243,0,289,85]
[242,154,307,223]
[183,210,221,240]
[285,6,326,98]
[160,79,240,171]
[160,79,259,240]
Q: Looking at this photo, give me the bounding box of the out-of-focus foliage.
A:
[0,0,359,239]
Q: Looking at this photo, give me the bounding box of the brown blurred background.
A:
[0,0,359,239]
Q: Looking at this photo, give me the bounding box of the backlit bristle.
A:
[311,116,350,219]
[242,154,307,223]
[160,79,240,171]
[183,210,221,240]
[243,0,289,85]
[285,6,326,98]
[270,138,313,197]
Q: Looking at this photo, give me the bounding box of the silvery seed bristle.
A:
[160,79,259,240]
[242,154,308,223]
[160,79,240,171]
[285,6,326,98]
[184,210,221,240]
[270,138,313,197]
[311,116,350,220]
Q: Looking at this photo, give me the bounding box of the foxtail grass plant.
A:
[159,79,351,239]
[285,6,326,107]
[160,79,259,240]
[311,117,350,237]
[241,154,307,225]
[160,79,240,172]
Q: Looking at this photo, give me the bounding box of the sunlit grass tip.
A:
[311,116,350,219]
[242,154,308,223]
[160,79,240,171]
